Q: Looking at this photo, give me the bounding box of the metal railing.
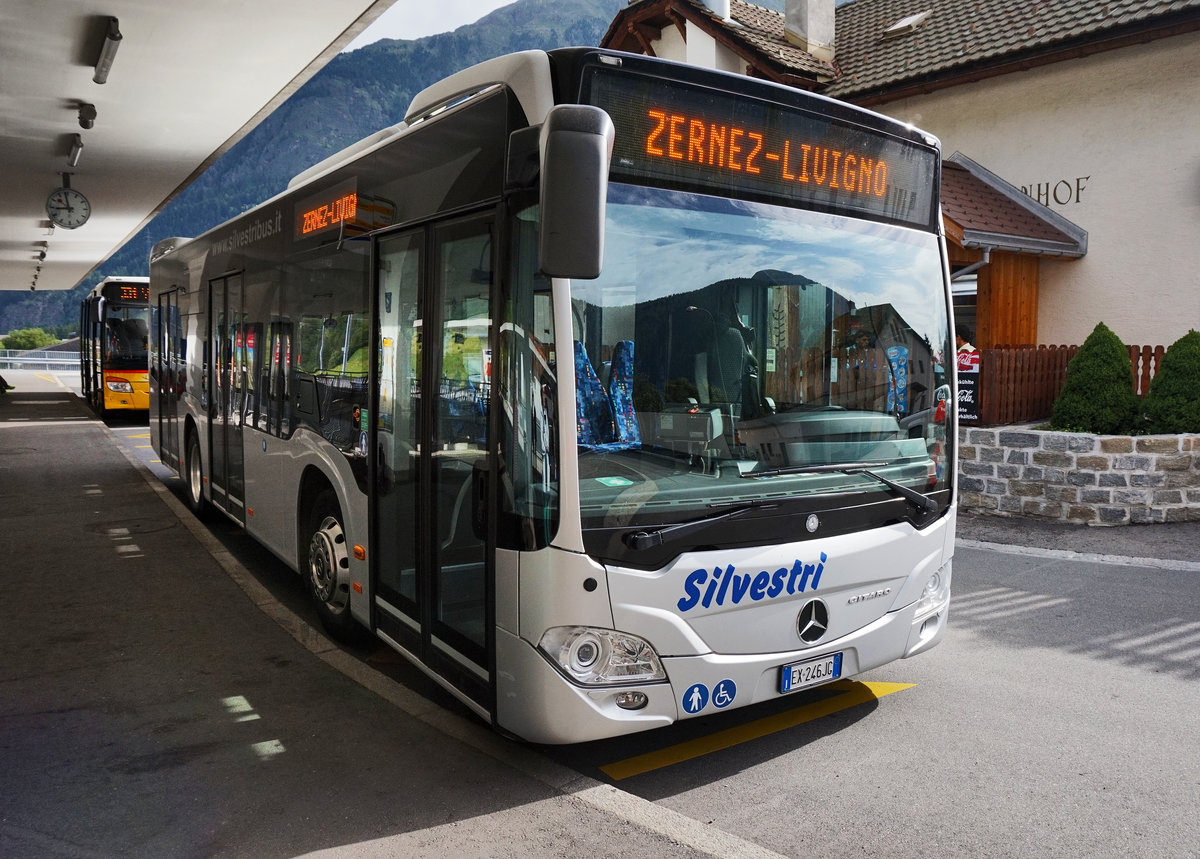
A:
[0,349,82,371]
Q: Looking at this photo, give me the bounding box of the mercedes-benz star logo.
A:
[797,599,829,643]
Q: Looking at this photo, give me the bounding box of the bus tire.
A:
[184,430,209,519]
[306,489,360,641]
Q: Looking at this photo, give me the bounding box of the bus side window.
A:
[243,322,262,429]
[287,245,369,451]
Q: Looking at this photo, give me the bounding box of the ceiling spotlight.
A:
[67,133,84,167]
[79,103,97,129]
[93,17,122,85]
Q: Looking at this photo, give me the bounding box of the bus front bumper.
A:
[495,591,948,745]
[103,374,149,410]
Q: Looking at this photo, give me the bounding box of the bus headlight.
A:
[914,563,951,617]
[538,626,666,686]
[106,379,134,393]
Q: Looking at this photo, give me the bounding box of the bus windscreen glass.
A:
[584,67,938,230]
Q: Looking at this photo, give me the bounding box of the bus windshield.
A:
[570,183,952,540]
[104,304,150,370]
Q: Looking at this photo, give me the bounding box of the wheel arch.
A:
[183,413,200,451]
[297,464,370,640]
[296,465,339,562]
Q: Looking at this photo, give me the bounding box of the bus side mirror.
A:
[538,104,614,280]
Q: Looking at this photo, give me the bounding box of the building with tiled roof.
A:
[602,0,1200,349]
[826,0,1200,104]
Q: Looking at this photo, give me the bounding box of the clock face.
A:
[46,187,91,229]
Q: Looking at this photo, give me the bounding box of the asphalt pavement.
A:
[0,370,778,859]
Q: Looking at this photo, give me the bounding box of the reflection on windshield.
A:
[570,184,952,528]
[104,306,149,369]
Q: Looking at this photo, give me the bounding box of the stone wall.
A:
[957,427,1200,524]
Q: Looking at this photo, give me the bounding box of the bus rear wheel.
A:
[185,430,209,519]
[306,490,359,640]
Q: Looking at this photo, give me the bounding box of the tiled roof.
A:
[826,0,1200,98]
[726,0,837,79]
[607,1,1200,99]
[942,154,1086,257]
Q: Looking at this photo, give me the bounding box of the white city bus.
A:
[150,48,955,744]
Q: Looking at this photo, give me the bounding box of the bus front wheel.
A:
[306,490,358,640]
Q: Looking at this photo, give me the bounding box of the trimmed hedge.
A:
[1142,329,1200,434]
[1050,321,1139,434]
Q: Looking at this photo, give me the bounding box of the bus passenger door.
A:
[373,217,495,715]
[208,273,246,524]
[155,289,183,473]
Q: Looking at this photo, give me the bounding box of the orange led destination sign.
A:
[102,281,149,303]
[586,68,937,229]
[644,109,889,198]
[294,179,358,240]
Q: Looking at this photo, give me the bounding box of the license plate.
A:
[780,652,843,694]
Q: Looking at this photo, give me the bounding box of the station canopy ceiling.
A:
[0,0,396,292]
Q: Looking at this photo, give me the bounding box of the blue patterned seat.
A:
[575,340,614,446]
[608,339,640,445]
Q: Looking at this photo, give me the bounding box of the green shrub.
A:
[1,327,57,350]
[1141,329,1200,434]
[1050,322,1139,434]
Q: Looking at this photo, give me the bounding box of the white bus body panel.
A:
[607,514,949,656]
[240,426,368,581]
[499,512,952,744]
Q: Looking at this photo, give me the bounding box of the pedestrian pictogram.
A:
[682,682,709,714]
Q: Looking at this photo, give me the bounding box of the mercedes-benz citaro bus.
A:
[81,276,151,414]
[149,48,955,744]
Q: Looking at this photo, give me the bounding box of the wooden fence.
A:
[973,344,1165,426]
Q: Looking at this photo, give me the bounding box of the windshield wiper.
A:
[625,501,779,551]
[742,460,937,514]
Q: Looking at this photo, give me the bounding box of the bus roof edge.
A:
[405,50,554,128]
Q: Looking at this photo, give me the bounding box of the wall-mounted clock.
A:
[46,184,91,229]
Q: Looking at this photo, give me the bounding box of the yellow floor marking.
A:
[136,444,151,449]
[129,433,150,439]
[600,680,915,781]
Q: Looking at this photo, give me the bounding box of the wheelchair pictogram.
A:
[712,678,736,709]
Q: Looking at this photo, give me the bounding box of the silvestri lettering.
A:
[676,553,828,612]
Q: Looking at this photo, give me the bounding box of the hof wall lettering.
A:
[1021,176,1090,207]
